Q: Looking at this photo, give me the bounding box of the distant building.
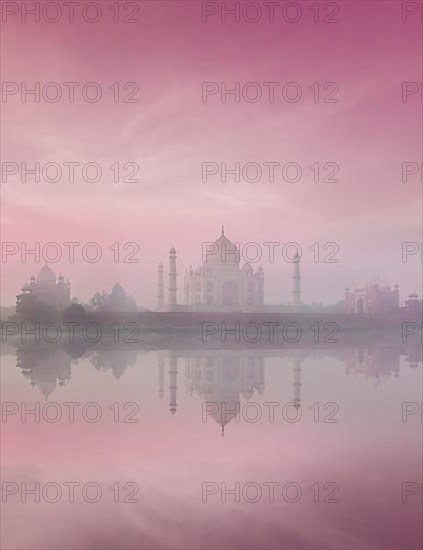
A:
[404,292,422,314]
[345,280,399,314]
[16,264,71,316]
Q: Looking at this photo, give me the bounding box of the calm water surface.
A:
[1,343,422,549]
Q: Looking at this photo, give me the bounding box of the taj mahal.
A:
[12,228,422,316]
[156,227,302,313]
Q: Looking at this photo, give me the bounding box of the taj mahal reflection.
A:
[183,353,265,434]
[12,343,422,434]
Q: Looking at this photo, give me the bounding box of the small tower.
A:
[168,247,177,309]
[156,263,164,311]
[293,253,301,313]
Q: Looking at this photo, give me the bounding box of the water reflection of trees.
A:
[87,349,138,379]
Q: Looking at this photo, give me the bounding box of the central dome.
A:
[36,264,57,284]
[205,227,240,265]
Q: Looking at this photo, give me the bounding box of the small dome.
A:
[242,262,253,273]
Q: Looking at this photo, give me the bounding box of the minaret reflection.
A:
[168,354,178,415]
[293,356,302,409]
[157,352,165,399]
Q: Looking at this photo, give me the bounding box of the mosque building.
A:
[16,264,71,315]
[404,292,423,314]
[344,277,400,314]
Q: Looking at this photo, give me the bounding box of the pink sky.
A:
[1,0,422,309]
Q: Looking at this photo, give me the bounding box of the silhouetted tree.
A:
[87,284,137,312]
[88,290,109,311]
[109,283,137,312]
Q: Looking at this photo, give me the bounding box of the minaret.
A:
[169,355,178,415]
[156,263,164,311]
[293,253,301,313]
[168,247,177,309]
[257,266,264,306]
[293,356,302,409]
